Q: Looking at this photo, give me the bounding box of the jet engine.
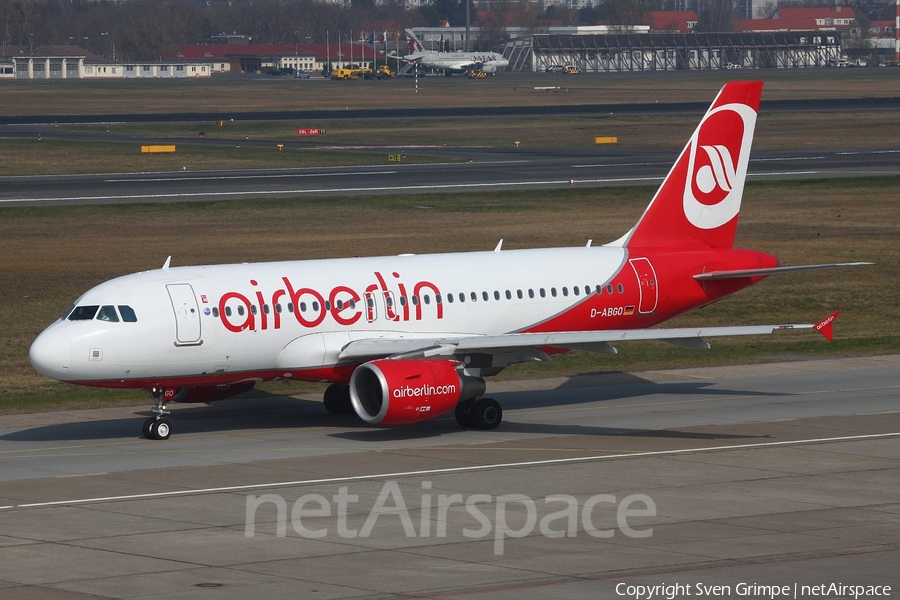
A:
[481,63,497,74]
[349,359,485,426]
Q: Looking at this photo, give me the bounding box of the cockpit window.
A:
[118,305,137,322]
[97,306,120,322]
[68,305,99,321]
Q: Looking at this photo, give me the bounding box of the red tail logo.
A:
[625,81,762,250]
[683,102,756,230]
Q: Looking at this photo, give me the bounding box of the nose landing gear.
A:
[144,387,173,440]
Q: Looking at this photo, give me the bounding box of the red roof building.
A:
[645,11,699,33]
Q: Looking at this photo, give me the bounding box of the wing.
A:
[338,315,838,369]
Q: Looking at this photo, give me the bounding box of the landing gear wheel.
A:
[455,399,477,428]
[474,398,502,430]
[324,384,354,415]
[148,418,172,440]
[142,417,155,440]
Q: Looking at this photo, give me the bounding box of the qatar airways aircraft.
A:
[403,29,509,75]
[30,81,865,440]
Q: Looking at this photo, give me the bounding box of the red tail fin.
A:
[624,81,763,250]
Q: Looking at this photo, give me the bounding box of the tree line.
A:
[1,0,894,62]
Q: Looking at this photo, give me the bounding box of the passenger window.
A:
[435,294,441,304]
[250,305,257,315]
[617,283,624,294]
[494,291,500,300]
[97,305,119,322]
[324,301,332,310]
[540,288,546,298]
[238,306,245,316]
[263,304,270,314]
[349,299,356,309]
[607,284,614,294]
[471,292,477,302]
[225,306,232,317]
[275,304,282,313]
[458,293,465,302]
[447,294,454,304]
[585,286,591,295]
[551,288,557,297]
[516,290,523,299]
[596,285,603,294]
[424,295,431,305]
[562,287,569,297]
[300,302,307,311]
[288,303,295,313]
[68,305,99,321]
[212,307,219,318]
[573,287,580,296]
[528,289,534,298]
[400,297,407,306]
[482,291,489,301]
[118,305,137,322]
[312,301,320,311]
[411,296,419,306]
[505,290,511,300]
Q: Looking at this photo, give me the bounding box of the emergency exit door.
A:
[167,283,202,345]
[629,258,658,314]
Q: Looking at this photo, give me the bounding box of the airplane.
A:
[29,81,869,441]
[402,29,509,75]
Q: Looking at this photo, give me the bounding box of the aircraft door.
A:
[629,258,658,314]
[166,283,202,345]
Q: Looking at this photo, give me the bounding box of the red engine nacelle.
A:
[349,359,468,426]
[153,381,256,404]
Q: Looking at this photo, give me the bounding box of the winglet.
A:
[814,311,840,341]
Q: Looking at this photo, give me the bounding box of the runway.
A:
[0,355,897,598]
[2,147,899,206]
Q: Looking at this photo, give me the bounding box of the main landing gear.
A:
[323,383,355,415]
[454,398,502,430]
[143,388,172,440]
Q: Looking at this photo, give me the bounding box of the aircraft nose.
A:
[29,329,72,379]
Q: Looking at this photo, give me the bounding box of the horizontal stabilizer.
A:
[693,262,872,281]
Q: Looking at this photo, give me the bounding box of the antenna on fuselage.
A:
[162,256,171,270]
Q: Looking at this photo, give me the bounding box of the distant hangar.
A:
[504,31,843,72]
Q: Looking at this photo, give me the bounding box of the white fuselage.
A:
[31,245,638,387]
[406,50,509,73]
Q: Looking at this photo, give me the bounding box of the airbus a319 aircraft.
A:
[403,29,510,75]
[30,81,866,440]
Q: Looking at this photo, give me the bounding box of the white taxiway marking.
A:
[1,431,897,511]
[104,170,399,183]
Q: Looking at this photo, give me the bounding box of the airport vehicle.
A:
[29,81,866,441]
[563,65,582,74]
[403,29,509,76]
[545,65,565,73]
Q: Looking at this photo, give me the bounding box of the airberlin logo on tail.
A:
[683,103,757,230]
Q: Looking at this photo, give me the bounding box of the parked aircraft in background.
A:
[402,29,509,75]
[29,81,867,440]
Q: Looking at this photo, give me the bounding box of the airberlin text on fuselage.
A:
[218,271,443,333]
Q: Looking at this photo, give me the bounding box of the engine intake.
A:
[350,359,484,426]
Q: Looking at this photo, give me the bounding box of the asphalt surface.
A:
[2,147,899,206]
[0,355,897,598]
[2,96,899,125]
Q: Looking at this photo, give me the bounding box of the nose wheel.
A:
[143,417,172,440]
[144,387,173,440]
